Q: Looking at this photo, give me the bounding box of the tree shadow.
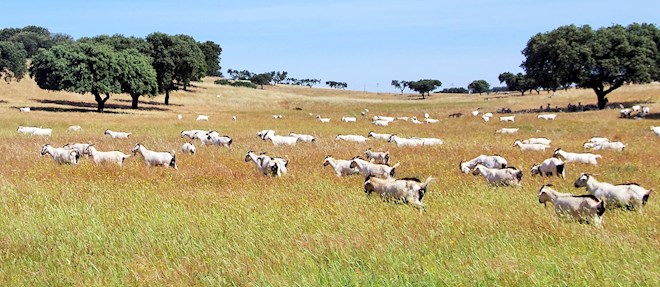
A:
[33,99,172,112]
[26,106,126,114]
[113,99,183,107]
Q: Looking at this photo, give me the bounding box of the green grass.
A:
[0,78,658,285]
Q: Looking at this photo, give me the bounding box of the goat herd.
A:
[17,108,658,226]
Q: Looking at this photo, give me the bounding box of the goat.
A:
[522,137,552,145]
[63,143,92,157]
[289,132,316,143]
[244,151,286,177]
[388,135,424,147]
[588,137,610,144]
[530,157,565,179]
[323,156,360,177]
[513,140,551,151]
[459,155,507,174]
[364,176,433,210]
[412,137,444,146]
[410,117,424,124]
[496,128,519,134]
[364,148,390,164]
[342,116,357,123]
[67,125,82,132]
[182,143,196,154]
[131,144,177,169]
[574,173,652,210]
[264,133,298,146]
[336,134,369,143]
[372,120,389,126]
[499,115,515,122]
[84,145,131,167]
[181,130,207,139]
[256,129,275,140]
[316,115,330,123]
[31,128,52,136]
[104,129,131,139]
[196,115,209,121]
[424,118,440,124]
[19,107,30,112]
[40,144,80,165]
[583,141,626,151]
[207,134,233,147]
[350,157,399,179]
[652,126,660,137]
[538,184,605,225]
[368,131,392,141]
[472,164,522,186]
[553,148,601,165]
[272,114,283,119]
[17,126,40,134]
[537,114,557,120]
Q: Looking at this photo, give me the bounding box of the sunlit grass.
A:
[0,77,658,285]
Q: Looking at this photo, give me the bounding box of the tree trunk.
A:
[131,94,139,109]
[183,82,188,91]
[93,92,110,112]
[165,89,170,105]
[596,90,608,109]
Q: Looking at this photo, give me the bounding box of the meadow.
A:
[0,78,658,286]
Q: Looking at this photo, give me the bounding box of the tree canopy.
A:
[326,81,347,89]
[250,73,272,89]
[522,23,660,108]
[468,80,490,95]
[391,80,408,94]
[198,41,222,77]
[407,79,442,99]
[116,49,158,109]
[0,41,28,82]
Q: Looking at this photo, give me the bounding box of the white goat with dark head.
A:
[472,164,522,186]
[538,184,605,226]
[459,155,508,174]
[40,144,79,165]
[364,176,434,210]
[574,173,652,211]
[131,144,177,169]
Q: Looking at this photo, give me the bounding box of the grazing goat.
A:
[388,135,424,147]
[583,141,626,151]
[513,140,551,151]
[272,114,283,119]
[63,143,92,157]
[412,137,444,146]
[104,129,131,139]
[350,157,398,179]
[574,173,652,210]
[364,148,390,164]
[316,115,330,123]
[289,132,315,143]
[588,137,610,144]
[372,120,389,126]
[496,128,519,134]
[538,184,605,225]
[522,137,552,145]
[181,130,207,139]
[32,128,52,136]
[459,155,508,174]
[40,144,80,165]
[336,134,370,143]
[264,134,298,146]
[537,114,557,120]
[196,115,209,121]
[131,144,177,169]
[651,126,660,137]
[84,145,131,167]
[67,125,82,132]
[245,151,275,176]
[499,115,515,122]
[19,107,30,112]
[410,117,424,124]
[341,116,357,123]
[181,143,196,154]
[17,126,40,134]
[368,131,392,141]
[530,157,565,179]
[472,164,522,186]
[323,156,360,177]
[424,118,440,124]
[364,176,433,210]
[207,134,233,147]
[256,129,275,140]
[553,148,601,165]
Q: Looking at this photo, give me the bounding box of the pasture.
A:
[1,78,659,286]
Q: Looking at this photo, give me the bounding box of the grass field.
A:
[0,77,659,286]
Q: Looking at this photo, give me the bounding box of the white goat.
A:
[496,128,519,134]
[410,117,424,124]
[316,115,330,123]
[588,137,610,144]
[63,143,92,157]
[364,148,390,164]
[574,173,652,210]
[583,141,626,151]
[131,144,177,169]
[245,151,273,176]
[651,126,660,137]
[256,129,275,140]
[207,134,233,147]
[538,184,605,225]
[40,144,79,165]
[177,114,183,120]
[459,155,508,174]
[181,143,196,154]
[272,114,283,119]
[553,148,601,165]
[350,157,399,179]
[499,115,515,122]
[19,107,30,112]
[323,156,360,177]
[412,137,444,146]
[388,135,424,147]
[32,128,52,136]
[181,130,207,139]
[104,129,131,139]
[373,116,395,122]
[530,157,565,179]
[537,114,557,120]
[17,126,40,134]
[372,120,389,126]
[512,140,551,151]
[84,145,130,167]
[424,118,440,124]
[264,134,298,146]
[364,176,434,210]
[342,116,357,123]
[67,125,82,132]
[289,132,316,143]
[471,110,480,116]
[336,134,370,143]
[620,108,633,118]
[472,164,523,187]
[368,131,393,141]
[196,115,209,121]
[522,137,552,145]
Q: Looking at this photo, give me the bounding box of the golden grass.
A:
[0,77,659,285]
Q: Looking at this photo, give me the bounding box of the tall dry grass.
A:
[0,77,658,285]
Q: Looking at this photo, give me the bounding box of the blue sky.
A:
[2,0,658,92]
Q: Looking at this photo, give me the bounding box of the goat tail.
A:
[391,162,400,169]
[596,200,606,217]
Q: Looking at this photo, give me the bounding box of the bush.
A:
[214,79,257,89]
